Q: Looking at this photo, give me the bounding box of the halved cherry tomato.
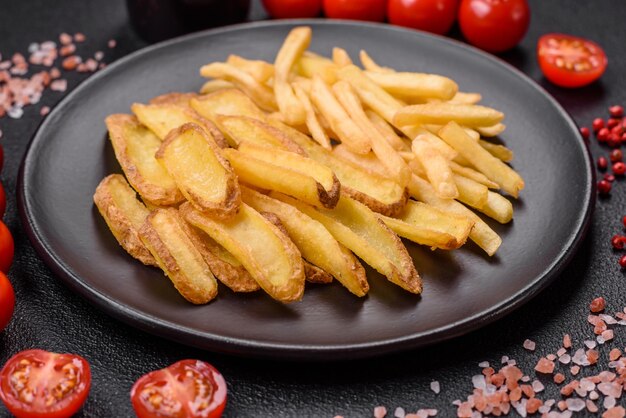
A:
[323,0,387,22]
[262,0,322,18]
[458,0,530,53]
[537,34,607,88]
[0,271,14,332]
[0,181,5,219]
[131,360,227,418]
[388,0,459,35]
[0,349,92,418]
[0,221,13,273]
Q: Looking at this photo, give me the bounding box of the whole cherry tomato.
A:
[388,0,459,35]
[0,221,13,273]
[131,360,227,418]
[262,0,322,18]
[0,349,92,418]
[323,0,387,22]
[537,34,607,88]
[0,181,5,219]
[0,271,14,332]
[458,0,530,53]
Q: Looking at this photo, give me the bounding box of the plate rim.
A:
[17,19,595,360]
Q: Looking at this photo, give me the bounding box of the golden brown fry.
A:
[401,125,458,160]
[293,83,331,149]
[181,202,305,303]
[139,208,218,304]
[438,122,524,197]
[309,75,371,154]
[359,50,394,73]
[476,123,506,137]
[332,144,390,178]
[191,88,267,121]
[453,173,489,209]
[332,47,353,67]
[199,63,277,111]
[149,92,197,107]
[408,175,501,256]
[412,138,458,199]
[106,114,183,205]
[479,139,514,162]
[276,193,421,294]
[216,115,305,154]
[242,187,368,296]
[449,92,482,104]
[93,174,157,266]
[394,103,505,128]
[199,79,235,94]
[227,54,274,83]
[364,71,458,101]
[294,52,338,84]
[178,216,259,292]
[304,261,334,284]
[366,110,410,151]
[156,123,241,218]
[333,81,411,187]
[476,191,513,224]
[449,161,499,189]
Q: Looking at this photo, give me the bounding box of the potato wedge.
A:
[275,193,421,294]
[177,216,259,292]
[191,88,267,121]
[215,115,304,154]
[131,102,228,148]
[149,92,197,107]
[412,138,458,199]
[242,187,368,296]
[139,208,218,304]
[93,174,156,266]
[199,79,236,94]
[181,202,305,303]
[438,122,524,197]
[106,114,183,205]
[409,175,501,256]
[224,146,339,209]
[479,139,514,162]
[394,103,504,128]
[156,123,241,218]
[226,54,274,83]
[364,71,458,101]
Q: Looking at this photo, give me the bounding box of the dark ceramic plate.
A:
[18,20,593,360]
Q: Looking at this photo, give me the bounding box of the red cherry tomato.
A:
[537,34,607,88]
[262,0,322,18]
[458,0,530,53]
[323,0,386,22]
[0,349,92,418]
[131,359,227,418]
[0,272,14,332]
[0,221,13,273]
[388,0,459,35]
[0,182,5,219]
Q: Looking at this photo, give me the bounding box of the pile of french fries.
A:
[94,26,524,305]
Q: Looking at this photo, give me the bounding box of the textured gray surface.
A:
[0,0,625,417]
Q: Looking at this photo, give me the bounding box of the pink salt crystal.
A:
[74,33,86,42]
[546,354,557,361]
[600,314,618,324]
[580,378,595,391]
[603,406,626,418]
[523,339,535,351]
[602,329,615,341]
[610,349,622,361]
[557,400,567,411]
[394,407,405,418]
[59,33,72,45]
[94,51,104,61]
[586,400,598,413]
[532,380,545,393]
[557,348,567,357]
[430,381,440,394]
[535,357,555,374]
[478,361,489,368]
[598,371,616,382]
[108,39,117,48]
[408,414,423,418]
[85,58,98,72]
[590,297,606,313]
[565,398,585,412]
[7,106,23,119]
[457,402,472,418]
[561,380,580,396]
[604,397,617,409]
[563,334,572,348]
[559,354,571,364]
[584,340,597,349]
[50,79,67,92]
[521,375,530,382]
[587,349,599,364]
[50,68,61,79]
[40,106,50,116]
[501,356,509,364]
[598,382,622,398]
[59,44,76,57]
[374,406,387,418]
[589,390,599,400]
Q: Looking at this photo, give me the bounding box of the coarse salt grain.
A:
[563,334,572,348]
[603,406,626,418]
[108,39,116,48]
[586,400,598,413]
[374,406,387,418]
[430,381,440,394]
[559,354,571,364]
[570,366,580,375]
[523,339,535,351]
[477,361,489,368]
[74,33,86,42]
[394,407,405,418]
[532,380,545,393]
[535,357,555,374]
[40,106,50,116]
[584,340,597,349]
[50,79,67,92]
[565,398,585,412]
[7,106,23,119]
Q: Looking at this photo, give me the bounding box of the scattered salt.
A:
[430,381,440,395]
[394,407,405,418]
[565,398,585,412]
[374,406,387,418]
[523,339,535,351]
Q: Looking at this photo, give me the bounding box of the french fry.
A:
[274,193,421,294]
[408,175,501,256]
[333,81,411,187]
[294,52,338,84]
[178,216,260,292]
[453,173,489,209]
[438,122,524,197]
[449,92,482,104]
[476,123,506,137]
[309,75,371,154]
[449,161,499,189]
[365,110,410,151]
[379,215,458,250]
[139,208,218,304]
[332,47,353,67]
[359,50,394,73]
[304,261,334,284]
[479,139,514,162]
[401,125,458,160]
[149,92,197,107]
[332,144,390,178]
[293,83,331,149]
[199,79,235,94]
[476,191,514,224]
[394,103,505,128]
[412,138,458,199]
[131,102,228,148]
[105,114,183,205]
[93,174,157,266]
[423,124,480,141]
[226,54,274,83]
[215,115,305,154]
[156,123,241,219]
[181,202,305,303]
[223,147,340,209]
[273,27,310,125]
[199,62,277,112]
[242,187,368,296]
[364,71,458,101]
[190,88,267,121]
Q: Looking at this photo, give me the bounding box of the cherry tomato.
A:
[0,221,13,273]
[458,0,530,53]
[0,349,92,418]
[0,182,5,219]
[323,0,386,22]
[0,272,14,332]
[262,0,322,18]
[131,360,227,418]
[388,0,459,35]
[537,34,607,88]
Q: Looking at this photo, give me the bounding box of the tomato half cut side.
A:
[0,349,92,418]
[131,359,227,418]
[537,34,608,88]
